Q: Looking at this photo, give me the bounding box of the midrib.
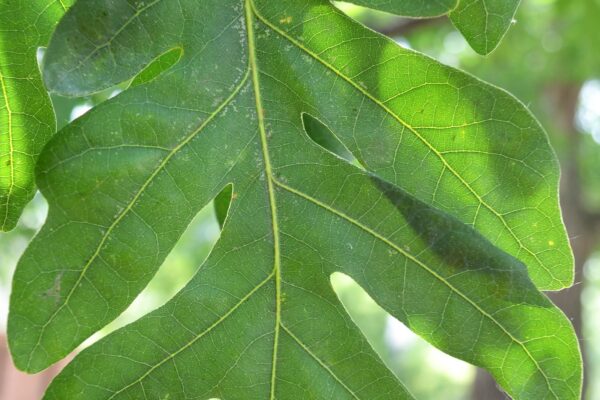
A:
[246,1,558,396]
[244,1,282,399]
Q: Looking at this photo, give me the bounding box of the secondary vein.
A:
[57,0,67,12]
[248,1,558,286]
[56,0,165,87]
[106,272,275,399]
[26,67,251,370]
[272,177,557,398]
[281,324,360,400]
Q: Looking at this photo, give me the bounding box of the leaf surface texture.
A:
[450,0,521,55]
[7,1,579,399]
[0,0,72,231]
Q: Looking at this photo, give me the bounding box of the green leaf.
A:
[450,0,521,55]
[337,0,520,55]
[339,0,458,18]
[0,0,73,231]
[8,0,579,399]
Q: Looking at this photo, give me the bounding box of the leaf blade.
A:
[450,0,522,55]
[339,0,458,17]
[0,0,72,231]
[8,0,580,399]
[251,0,572,290]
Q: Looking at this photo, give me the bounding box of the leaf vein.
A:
[281,324,361,400]
[106,272,275,399]
[249,0,557,285]
[26,67,251,369]
[245,2,283,398]
[272,177,558,397]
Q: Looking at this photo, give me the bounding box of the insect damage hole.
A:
[301,112,365,169]
[130,47,184,87]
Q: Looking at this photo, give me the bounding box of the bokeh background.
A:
[1,0,599,398]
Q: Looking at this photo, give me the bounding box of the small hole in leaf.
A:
[130,47,184,87]
[301,113,364,169]
[214,183,234,229]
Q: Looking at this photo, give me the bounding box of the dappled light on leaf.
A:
[0,0,74,231]
[3,1,580,399]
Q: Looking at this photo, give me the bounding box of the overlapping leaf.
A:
[0,0,72,232]
[343,0,457,18]
[344,0,521,55]
[8,0,579,399]
[450,0,522,55]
